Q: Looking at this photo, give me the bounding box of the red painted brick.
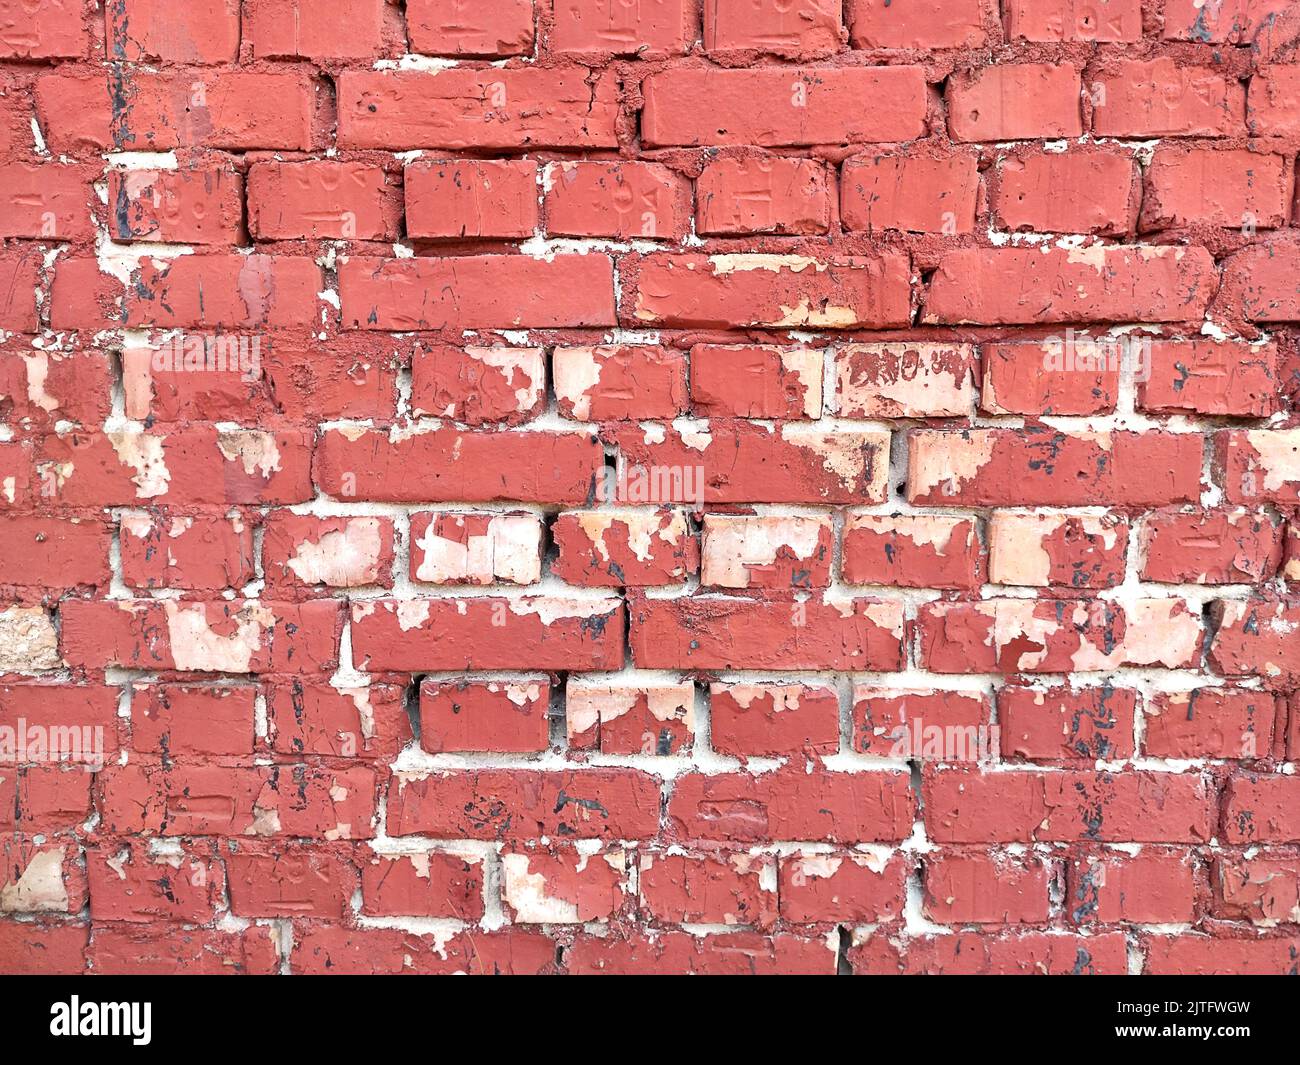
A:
[1138,340,1278,417]
[340,256,615,329]
[1222,776,1300,842]
[248,161,399,241]
[420,678,550,753]
[841,514,983,591]
[1005,0,1140,40]
[923,852,1050,925]
[980,339,1119,416]
[690,344,822,419]
[244,0,388,59]
[849,0,989,47]
[409,345,545,423]
[550,0,692,55]
[0,0,86,59]
[1141,148,1288,231]
[405,159,538,240]
[566,680,694,755]
[360,850,485,919]
[709,681,839,759]
[993,149,1137,235]
[1094,59,1245,137]
[705,0,843,56]
[109,167,244,245]
[1068,851,1196,924]
[840,153,980,234]
[779,851,906,924]
[550,509,696,586]
[639,852,776,927]
[119,512,254,591]
[107,0,240,63]
[997,684,1137,761]
[1140,510,1282,585]
[1145,688,1275,760]
[836,342,976,417]
[697,156,830,235]
[262,514,395,592]
[406,0,535,56]
[987,511,1127,588]
[948,64,1082,141]
[544,161,690,240]
[853,688,992,760]
[409,511,544,585]
[553,345,688,420]
[641,66,927,147]
[129,683,256,758]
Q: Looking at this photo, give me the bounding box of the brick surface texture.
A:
[1,0,1299,978]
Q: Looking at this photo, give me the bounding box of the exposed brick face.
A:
[0,0,1295,981]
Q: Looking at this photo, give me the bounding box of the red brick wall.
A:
[1,0,1299,975]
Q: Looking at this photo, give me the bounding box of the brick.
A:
[1210,598,1300,687]
[267,681,410,761]
[550,509,696,586]
[0,515,109,589]
[36,70,316,153]
[409,511,544,585]
[924,246,1216,325]
[129,683,256,757]
[1218,239,1300,323]
[409,345,545,423]
[690,344,822,419]
[997,684,1137,761]
[85,842,223,924]
[841,514,983,591]
[923,853,1050,925]
[1163,0,1292,43]
[0,682,119,767]
[697,156,830,235]
[360,850,485,919]
[1220,429,1300,504]
[107,0,240,63]
[122,256,322,330]
[1141,148,1288,231]
[608,421,890,504]
[993,149,1136,235]
[853,688,992,760]
[420,677,550,753]
[340,256,615,330]
[1145,688,1275,760]
[247,161,399,241]
[779,851,906,924]
[641,66,927,147]
[1223,775,1300,843]
[350,596,623,671]
[669,769,914,843]
[1140,510,1282,585]
[709,682,839,759]
[119,512,255,591]
[1068,851,1196,924]
[948,64,1082,141]
[314,426,602,504]
[550,0,692,55]
[406,0,535,56]
[907,428,1203,507]
[1146,935,1300,975]
[244,0,388,59]
[1214,854,1300,923]
[1093,59,1245,137]
[980,340,1119,416]
[337,69,619,150]
[291,926,554,975]
[387,769,660,839]
[0,0,86,59]
[916,597,1202,673]
[849,0,988,47]
[3,765,92,833]
[840,153,980,234]
[1,840,85,915]
[262,514,395,591]
[639,852,776,927]
[987,511,1127,588]
[565,679,694,755]
[61,599,343,674]
[36,428,314,507]
[109,167,244,245]
[835,342,976,418]
[405,160,538,240]
[924,768,1213,844]
[1004,0,1141,40]
[1138,340,1278,417]
[553,345,688,420]
[0,251,39,331]
[627,252,911,329]
[700,514,832,590]
[569,931,833,975]
[90,925,278,976]
[1248,64,1300,135]
[544,161,690,240]
[226,842,357,919]
[0,163,93,240]
[706,0,842,55]
[628,593,903,670]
